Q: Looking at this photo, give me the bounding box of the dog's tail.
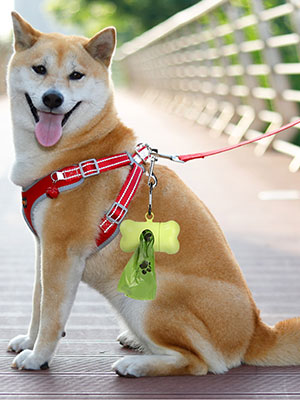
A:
[244,315,300,366]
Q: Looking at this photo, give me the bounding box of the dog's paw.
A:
[11,349,48,371]
[117,331,144,351]
[7,335,35,353]
[112,356,147,378]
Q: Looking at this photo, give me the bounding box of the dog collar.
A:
[21,144,150,250]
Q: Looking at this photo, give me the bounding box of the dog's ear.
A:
[11,12,41,52]
[85,27,116,68]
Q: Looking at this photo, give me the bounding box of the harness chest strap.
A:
[21,145,150,249]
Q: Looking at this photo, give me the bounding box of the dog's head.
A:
[8,12,116,148]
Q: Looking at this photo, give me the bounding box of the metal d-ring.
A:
[50,171,65,183]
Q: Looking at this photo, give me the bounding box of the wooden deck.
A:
[0,90,300,399]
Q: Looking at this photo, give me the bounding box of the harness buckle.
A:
[79,159,100,178]
[106,202,128,225]
[134,143,151,164]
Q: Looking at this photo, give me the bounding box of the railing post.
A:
[206,14,238,136]
[251,0,298,124]
[226,4,265,132]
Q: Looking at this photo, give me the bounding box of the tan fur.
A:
[8,13,300,375]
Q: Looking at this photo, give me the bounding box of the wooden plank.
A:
[274,63,300,75]
[247,64,271,75]
[259,3,294,21]
[267,33,299,48]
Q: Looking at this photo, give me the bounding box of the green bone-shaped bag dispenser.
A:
[120,215,180,254]
[118,215,180,300]
[118,229,157,300]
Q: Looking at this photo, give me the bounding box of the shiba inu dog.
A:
[7,12,300,377]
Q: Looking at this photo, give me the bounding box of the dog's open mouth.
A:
[25,93,81,147]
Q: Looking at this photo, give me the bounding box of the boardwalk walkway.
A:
[0,90,300,399]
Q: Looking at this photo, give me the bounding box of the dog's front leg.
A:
[8,240,41,353]
[11,244,85,370]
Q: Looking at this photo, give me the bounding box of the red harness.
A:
[22,117,300,249]
[21,145,150,250]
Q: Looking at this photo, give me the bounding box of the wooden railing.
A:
[117,0,300,172]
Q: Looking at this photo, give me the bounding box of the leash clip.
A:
[147,156,158,188]
[147,156,158,216]
[150,150,184,163]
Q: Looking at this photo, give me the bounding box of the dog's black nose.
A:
[42,90,64,109]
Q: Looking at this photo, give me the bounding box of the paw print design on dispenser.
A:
[139,260,152,275]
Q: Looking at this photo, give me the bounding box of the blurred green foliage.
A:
[46,0,199,44]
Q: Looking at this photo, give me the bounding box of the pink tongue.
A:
[35,112,64,147]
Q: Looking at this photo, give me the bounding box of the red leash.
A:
[152,118,300,163]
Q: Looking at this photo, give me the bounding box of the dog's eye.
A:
[69,71,85,80]
[32,65,47,75]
